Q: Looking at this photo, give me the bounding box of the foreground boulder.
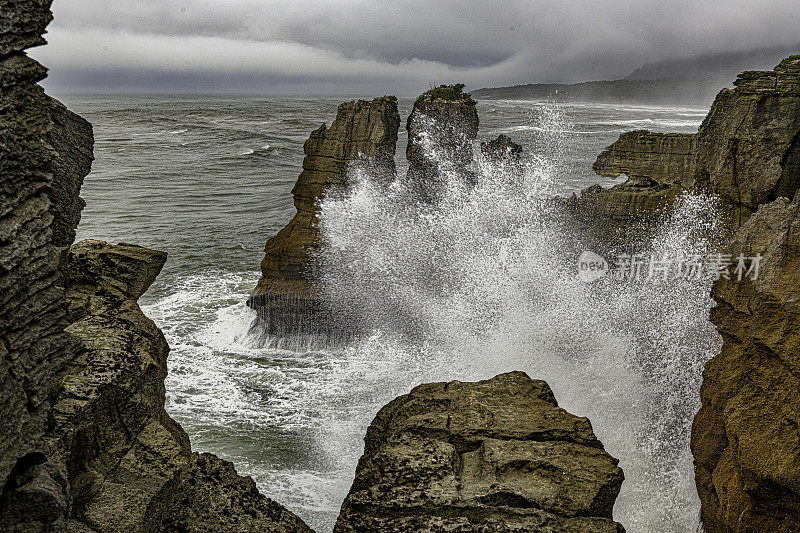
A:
[145,452,313,533]
[692,194,800,532]
[335,372,625,532]
[25,240,312,532]
[247,97,400,337]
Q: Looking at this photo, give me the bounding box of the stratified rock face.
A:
[0,0,52,55]
[248,97,400,337]
[593,131,696,185]
[0,0,94,524]
[54,240,189,532]
[145,453,314,533]
[335,372,625,533]
[692,194,800,533]
[585,57,800,226]
[575,131,694,224]
[6,240,312,533]
[406,84,479,203]
[693,58,800,221]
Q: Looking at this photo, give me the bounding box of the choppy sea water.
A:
[63,94,711,532]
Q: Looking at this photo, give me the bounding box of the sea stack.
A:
[247,97,400,338]
[406,84,479,202]
[335,372,625,533]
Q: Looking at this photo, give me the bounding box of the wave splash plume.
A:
[314,103,721,532]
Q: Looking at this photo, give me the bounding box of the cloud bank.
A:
[30,0,800,95]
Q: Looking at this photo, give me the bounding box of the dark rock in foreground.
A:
[335,371,625,533]
[0,0,94,524]
[692,193,800,532]
[145,452,313,533]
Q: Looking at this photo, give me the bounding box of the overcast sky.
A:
[31,0,800,95]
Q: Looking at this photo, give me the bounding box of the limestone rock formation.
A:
[584,57,800,225]
[335,371,625,533]
[0,239,314,532]
[145,453,313,533]
[592,131,695,186]
[692,193,800,532]
[694,57,800,222]
[0,0,94,524]
[248,97,400,336]
[406,84,479,202]
[1,4,311,529]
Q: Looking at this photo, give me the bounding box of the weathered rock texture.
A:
[406,84,479,203]
[583,57,800,225]
[0,0,94,526]
[55,240,189,532]
[1,4,311,530]
[335,372,625,533]
[692,193,800,532]
[694,57,800,222]
[145,452,313,533]
[248,97,400,336]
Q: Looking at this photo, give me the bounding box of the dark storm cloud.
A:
[30,0,800,94]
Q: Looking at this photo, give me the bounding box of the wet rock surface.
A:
[692,193,800,532]
[335,371,625,533]
[247,97,400,337]
[406,84,479,203]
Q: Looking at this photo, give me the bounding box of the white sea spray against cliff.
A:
[314,102,721,532]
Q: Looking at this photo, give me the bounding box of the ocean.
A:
[61,94,712,532]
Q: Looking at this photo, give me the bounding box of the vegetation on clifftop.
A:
[778,54,800,69]
[416,83,474,105]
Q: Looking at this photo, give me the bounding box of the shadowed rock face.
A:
[0,0,94,524]
[406,84,479,203]
[692,194,800,533]
[247,97,400,337]
[145,452,313,533]
[335,372,625,533]
[1,4,311,530]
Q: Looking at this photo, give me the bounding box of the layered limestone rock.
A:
[247,97,400,336]
[592,131,696,186]
[335,372,625,533]
[145,452,313,533]
[1,4,310,529]
[692,194,800,532]
[0,0,94,524]
[694,57,800,222]
[2,239,312,532]
[583,57,800,225]
[406,84,479,202]
[578,131,695,224]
